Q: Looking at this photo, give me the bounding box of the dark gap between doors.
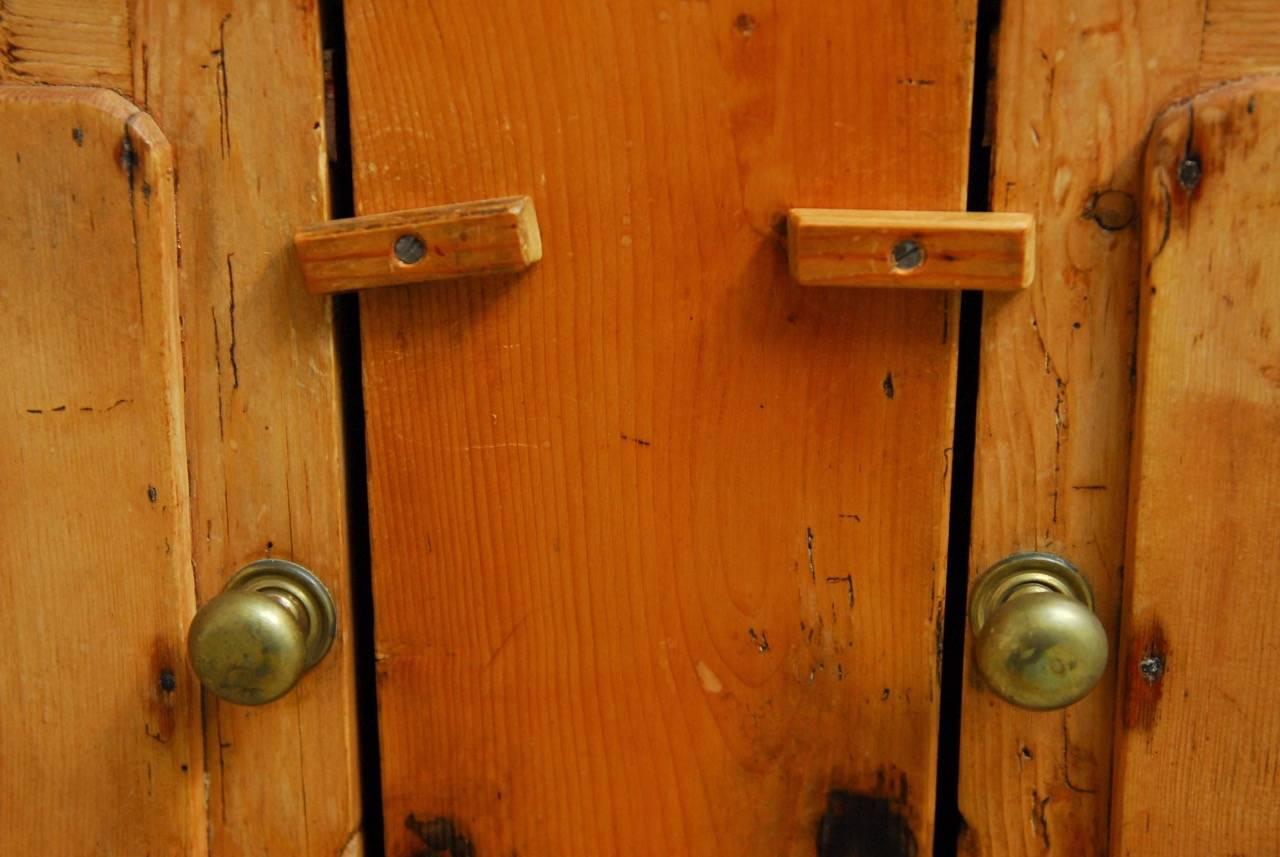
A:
[320,1,386,854]
[933,0,1001,852]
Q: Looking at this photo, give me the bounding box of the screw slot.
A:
[891,238,925,272]
[394,233,427,264]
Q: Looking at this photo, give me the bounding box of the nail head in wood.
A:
[787,209,1034,290]
[295,195,542,295]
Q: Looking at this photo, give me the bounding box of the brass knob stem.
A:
[187,559,337,706]
[969,552,1108,711]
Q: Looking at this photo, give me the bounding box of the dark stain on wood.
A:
[406,814,476,857]
[817,771,917,857]
[146,637,180,744]
[1122,619,1169,733]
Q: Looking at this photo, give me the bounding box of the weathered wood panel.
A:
[0,85,202,856]
[0,2,363,854]
[1111,76,1280,857]
[135,2,363,854]
[345,2,976,854]
[960,3,1280,855]
[0,0,133,91]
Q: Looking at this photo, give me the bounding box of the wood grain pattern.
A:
[134,2,363,854]
[787,209,1033,290]
[296,196,542,295]
[0,85,202,855]
[0,0,133,91]
[960,4,1280,856]
[0,3,362,852]
[1199,0,1280,84]
[1110,77,1280,857]
[345,2,975,854]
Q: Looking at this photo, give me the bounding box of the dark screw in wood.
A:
[1177,156,1202,190]
[394,233,427,264]
[891,238,925,271]
[1138,654,1165,682]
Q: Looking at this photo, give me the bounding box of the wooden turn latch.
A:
[295,197,1031,295]
[786,209,1035,291]
[295,195,542,295]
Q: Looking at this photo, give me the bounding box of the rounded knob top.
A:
[974,589,1108,710]
[970,552,1109,711]
[188,589,309,705]
[187,559,337,706]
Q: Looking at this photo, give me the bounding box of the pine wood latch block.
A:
[295,195,542,295]
[787,209,1034,290]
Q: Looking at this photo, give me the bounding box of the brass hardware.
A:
[969,552,1108,711]
[187,559,336,706]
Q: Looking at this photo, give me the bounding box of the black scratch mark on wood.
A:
[806,527,816,581]
[213,14,232,158]
[748,627,770,653]
[225,253,239,388]
[826,574,855,608]
[211,307,226,436]
[121,114,147,322]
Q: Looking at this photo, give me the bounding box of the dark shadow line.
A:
[934,0,1001,853]
[319,1,385,854]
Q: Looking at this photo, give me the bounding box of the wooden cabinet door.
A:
[957,6,1280,856]
[344,2,977,854]
[1110,77,1280,856]
[0,84,202,857]
[0,4,361,855]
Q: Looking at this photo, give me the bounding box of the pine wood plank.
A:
[133,3,363,854]
[0,0,133,92]
[345,2,976,854]
[2,3,362,853]
[0,85,202,855]
[1110,76,1280,857]
[960,4,1280,855]
[296,196,543,295]
[787,209,1033,290]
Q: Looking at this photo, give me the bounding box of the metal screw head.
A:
[394,233,427,264]
[1177,156,1202,190]
[1138,654,1165,682]
[891,238,925,271]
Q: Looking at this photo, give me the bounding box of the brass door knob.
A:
[969,552,1107,711]
[187,559,337,706]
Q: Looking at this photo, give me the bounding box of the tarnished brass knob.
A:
[970,552,1107,711]
[188,559,336,706]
